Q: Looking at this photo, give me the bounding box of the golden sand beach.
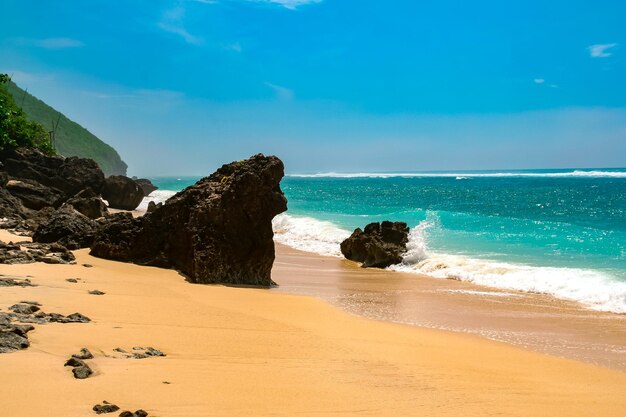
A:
[1,230,625,417]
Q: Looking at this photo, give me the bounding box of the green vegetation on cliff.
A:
[4,78,127,176]
[0,74,54,155]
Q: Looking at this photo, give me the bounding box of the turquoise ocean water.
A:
[144,169,626,313]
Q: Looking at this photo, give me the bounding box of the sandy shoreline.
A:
[1,230,625,416]
[273,244,626,370]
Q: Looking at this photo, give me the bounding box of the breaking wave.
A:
[272,214,626,313]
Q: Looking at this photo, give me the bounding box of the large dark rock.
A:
[340,221,409,268]
[0,147,105,197]
[134,178,158,196]
[66,189,108,219]
[91,154,287,286]
[32,205,98,249]
[5,179,65,210]
[102,176,144,210]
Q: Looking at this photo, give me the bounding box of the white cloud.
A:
[265,82,294,100]
[14,37,84,49]
[533,78,545,84]
[250,0,323,10]
[226,42,242,52]
[588,43,618,58]
[158,6,203,46]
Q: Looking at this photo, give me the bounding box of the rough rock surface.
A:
[340,221,410,268]
[119,410,148,417]
[0,241,76,264]
[0,187,29,220]
[93,402,120,414]
[0,147,105,196]
[0,301,90,354]
[5,179,65,210]
[91,154,287,286]
[102,176,144,210]
[134,178,158,196]
[66,189,108,219]
[32,205,98,249]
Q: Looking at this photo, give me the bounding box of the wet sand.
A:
[0,230,625,416]
[273,244,626,370]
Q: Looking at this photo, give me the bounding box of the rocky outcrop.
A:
[32,205,98,249]
[91,154,287,286]
[134,178,158,196]
[102,176,144,210]
[340,221,409,268]
[0,147,105,196]
[5,179,65,210]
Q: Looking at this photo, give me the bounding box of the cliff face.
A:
[6,81,128,176]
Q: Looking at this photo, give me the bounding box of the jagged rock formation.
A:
[1,148,104,197]
[340,221,410,268]
[91,154,287,286]
[102,175,144,210]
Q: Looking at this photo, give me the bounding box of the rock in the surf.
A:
[340,221,409,268]
[90,154,287,286]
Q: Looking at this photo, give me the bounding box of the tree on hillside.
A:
[0,74,55,154]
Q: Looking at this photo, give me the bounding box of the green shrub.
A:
[0,74,54,154]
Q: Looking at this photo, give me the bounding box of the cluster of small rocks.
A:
[0,301,90,354]
[0,241,76,264]
[113,346,166,359]
[65,347,94,379]
[93,401,148,416]
[0,276,35,287]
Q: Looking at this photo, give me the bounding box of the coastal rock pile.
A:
[0,301,90,354]
[0,148,145,252]
[340,221,410,268]
[91,154,287,286]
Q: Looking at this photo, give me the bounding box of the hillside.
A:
[6,81,127,176]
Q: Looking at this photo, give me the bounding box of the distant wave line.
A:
[288,170,626,179]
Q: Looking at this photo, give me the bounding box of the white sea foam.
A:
[272,214,626,313]
[136,190,177,213]
[290,170,626,179]
[272,213,351,257]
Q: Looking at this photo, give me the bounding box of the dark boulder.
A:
[0,240,75,265]
[91,154,287,286]
[32,205,98,249]
[0,147,105,196]
[5,179,65,210]
[340,221,410,268]
[102,176,144,210]
[66,189,108,219]
[135,178,158,196]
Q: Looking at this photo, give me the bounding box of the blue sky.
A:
[1,0,625,175]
